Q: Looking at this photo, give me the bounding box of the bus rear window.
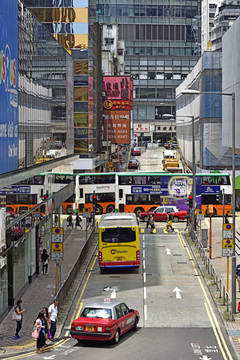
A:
[102,228,136,243]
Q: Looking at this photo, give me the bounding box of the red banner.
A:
[103,110,130,144]
[103,76,130,100]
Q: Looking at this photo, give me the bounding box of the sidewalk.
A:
[186,215,240,358]
[0,217,96,357]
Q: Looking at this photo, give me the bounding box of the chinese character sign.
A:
[103,111,130,144]
[103,76,130,100]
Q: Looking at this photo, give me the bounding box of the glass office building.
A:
[19,1,74,167]
[23,0,102,155]
[97,1,201,140]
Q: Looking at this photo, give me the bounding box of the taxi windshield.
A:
[81,307,112,319]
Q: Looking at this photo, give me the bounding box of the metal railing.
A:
[188,224,232,317]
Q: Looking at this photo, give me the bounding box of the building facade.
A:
[209,0,240,51]
[23,0,103,157]
[19,1,74,168]
[176,51,240,172]
[0,0,74,319]
[201,0,218,53]
[97,1,201,144]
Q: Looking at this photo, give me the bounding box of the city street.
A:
[16,222,234,360]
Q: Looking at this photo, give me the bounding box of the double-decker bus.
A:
[3,173,75,215]
[76,171,232,217]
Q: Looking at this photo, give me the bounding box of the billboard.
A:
[0,0,18,174]
[103,110,130,144]
[103,76,130,100]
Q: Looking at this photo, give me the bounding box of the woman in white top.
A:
[34,312,45,353]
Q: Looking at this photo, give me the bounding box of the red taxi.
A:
[139,205,188,222]
[128,159,139,169]
[70,300,139,344]
[131,147,141,156]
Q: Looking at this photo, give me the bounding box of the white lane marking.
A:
[144,304,147,321]
[144,286,147,299]
[143,249,145,259]
[143,272,146,283]
[143,259,146,270]
[143,241,145,249]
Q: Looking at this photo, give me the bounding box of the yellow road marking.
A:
[179,231,233,360]
[204,302,228,360]
[4,339,67,360]
[140,228,145,233]
[65,254,98,337]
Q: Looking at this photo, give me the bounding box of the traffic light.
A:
[42,191,48,200]
[187,195,193,208]
[93,193,98,206]
[216,190,223,203]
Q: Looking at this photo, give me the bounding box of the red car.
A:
[131,147,141,156]
[70,300,139,344]
[128,159,139,169]
[139,205,188,223]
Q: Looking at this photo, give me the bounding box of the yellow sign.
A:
[83,208,91,213]
[196,209,205,215]
[51,227,63,235]
[51,243,63,253]
[223,223,233,231]
[222,239,233,248]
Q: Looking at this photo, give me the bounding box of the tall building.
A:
[210,0,240,51]
[97,1,201,144]
[201,0,218,53]
[23,0,103,157]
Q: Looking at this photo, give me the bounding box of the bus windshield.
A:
[102,227,136,243]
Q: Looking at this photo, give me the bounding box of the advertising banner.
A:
[0,0,18,174]
[103,76,130,100]
[103,110,130,144]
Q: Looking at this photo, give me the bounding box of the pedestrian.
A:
[48,299,58,341]
[149,214,155,234]
[41,249,49,274]
[166,212,174,232]
[88,212,93,230]
[42,307,51,344]
[236,264,240,292]
[13,299,26,339]
[146,211,150,228]
[66,214,73,229]
[34,311,46,353]
[224,210,230,224]
[185,210,190,231]
[75,214,82,229]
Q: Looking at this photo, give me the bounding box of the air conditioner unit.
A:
[102,92,106,97]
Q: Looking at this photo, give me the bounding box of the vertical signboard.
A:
[0,0,18,174]
[103,76,130,145]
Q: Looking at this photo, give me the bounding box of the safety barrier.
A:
[188,224,232,317]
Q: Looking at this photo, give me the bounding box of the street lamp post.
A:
[181,89,236,315]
